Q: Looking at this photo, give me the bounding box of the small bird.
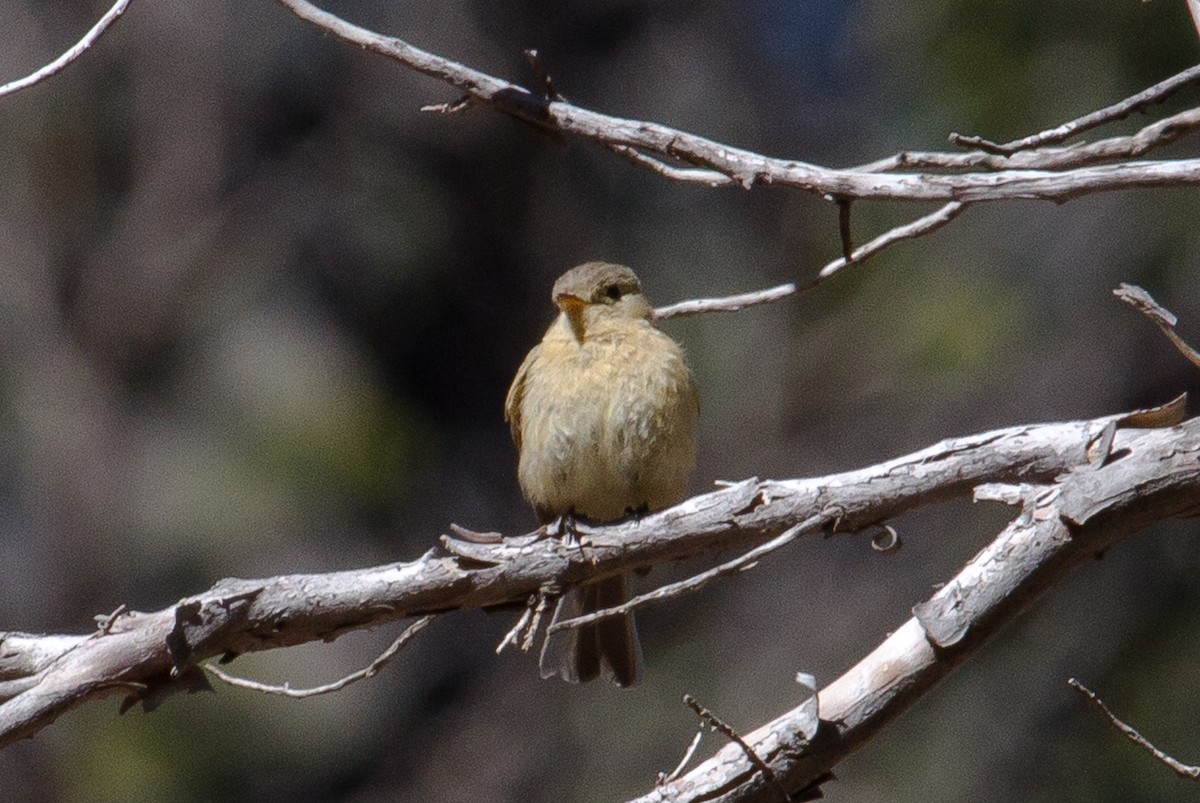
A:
[505,261,699,686]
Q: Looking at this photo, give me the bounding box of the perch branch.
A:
[0,399,1192,751]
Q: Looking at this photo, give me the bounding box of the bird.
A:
[505,261,699,686]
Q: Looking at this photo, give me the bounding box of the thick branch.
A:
[0,402,1189,748]
[634,418,1200,803]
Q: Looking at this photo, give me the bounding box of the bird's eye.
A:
[605,285,622,300]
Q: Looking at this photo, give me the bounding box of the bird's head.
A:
[552,262,654,341]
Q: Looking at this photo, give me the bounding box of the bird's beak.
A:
[555,293,589,341]
[554,293,586,314]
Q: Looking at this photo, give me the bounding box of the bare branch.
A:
[683,694,789,803]
[203,616,433,699]
[271,1,1200,205]
[495,600,535,655]
[866,105,1200,174]
[673,203,965,300]
[0,633,89,681]
[0,0,132,99]
[1114,283,1200,370]
[608,145,735,187]
[635,419,1200,802]
[1068,678,1200,781]
[654,283,798,320]
[660,727,705,785]
[949,63,1200,154]
[818,202,970,280]
[837,199,854,261]
[0,402,1192,749]
[496,592,552,655]
[548,520,812,633]
[420,94,473,115]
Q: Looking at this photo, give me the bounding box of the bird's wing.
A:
[504,343,540,451]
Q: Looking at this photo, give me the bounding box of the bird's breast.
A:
[516,325,698,521]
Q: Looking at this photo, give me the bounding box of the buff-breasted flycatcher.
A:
[505,262,699,686]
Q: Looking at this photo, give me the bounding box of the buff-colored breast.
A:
[511,314,698,522]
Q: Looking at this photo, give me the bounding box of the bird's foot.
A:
[550,512,599,565]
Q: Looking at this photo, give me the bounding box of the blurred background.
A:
[1,1,1199,800]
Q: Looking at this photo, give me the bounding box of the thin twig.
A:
[912,106,1200,172]
[203,616,433,699]
[1113,283,1200,370]
[1068,678,1200,781]
[855,106,1200,176]
[495,591,551,654]
[684,694,789,803]
[659,728,705,785]
[853,105,1200,175]
[420,94,473,115]
[838,199,854,261]
[523,49,562,102]
[950,63,1200,155]
[549,521,812,633]
[94,604,129,635]
[657,204,968,307]
[495,602,534,655]
[521,591,551,653]
[608,145,735,187]
[817,201,970,280]
[654,282,797,320]
[0,0,133,98]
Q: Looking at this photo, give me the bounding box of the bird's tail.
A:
[539,574,642,687]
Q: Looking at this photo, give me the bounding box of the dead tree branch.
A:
[201,616,434,699]
[1114,283,1200,370]
[635,413,1200,803]
[0,0,132,98]
[654,283,799,320]
[0,398,1195,763]
[1068,678,1200,781]
[817,201,970,281]
[270,1,1200,203]
[270,0,1200,288]
[947,63,1200,155]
